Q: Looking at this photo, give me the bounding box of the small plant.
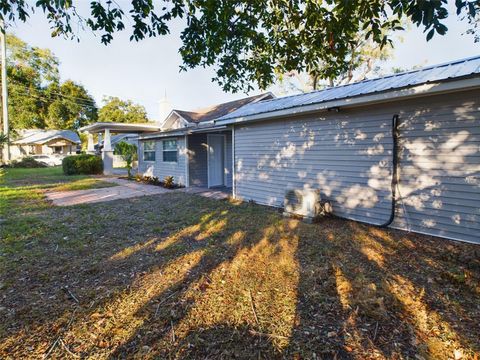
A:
[114,141,138,179]
[135,173,143,182]
[163,175,174,189]
[150,176,161,185]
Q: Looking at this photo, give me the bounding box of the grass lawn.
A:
[0,169,479,359]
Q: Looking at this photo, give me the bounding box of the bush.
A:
[9,157,48,168]
[62,154,103,175]
[163,175,174,189]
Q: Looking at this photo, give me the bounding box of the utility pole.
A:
[0,19,9,162]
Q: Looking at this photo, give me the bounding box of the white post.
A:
[0,20,10,162]
[102,128,113,175]
[184,134,189,187]
[103,129,112,151]
[87,133,95,153]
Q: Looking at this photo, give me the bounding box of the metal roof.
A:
[13,129,81,145]
[217,55,480,122]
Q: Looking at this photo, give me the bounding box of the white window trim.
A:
[162,139,178,163]
[143,141,156,163]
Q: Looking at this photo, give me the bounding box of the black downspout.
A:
[378,114,400,228]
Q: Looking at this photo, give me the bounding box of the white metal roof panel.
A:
[218,56,480,122]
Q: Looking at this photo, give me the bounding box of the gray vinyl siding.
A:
[138,137,187,185]
[234,90,480,244]
[392,91,480,243]
[234,111,393,224]
[188,134,208,187]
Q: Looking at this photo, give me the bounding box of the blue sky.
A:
[10,1,479,120]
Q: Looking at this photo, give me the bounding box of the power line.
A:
[8,80,98,106]
[14,89,99,110]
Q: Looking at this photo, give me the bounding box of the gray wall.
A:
[234,90,480,244]
[138,137,187,185]
[188,133,208,187]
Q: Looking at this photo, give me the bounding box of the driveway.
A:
[46,178,170,206]
[46,178,231,206]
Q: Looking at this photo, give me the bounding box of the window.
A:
[143,141,156,162]
[163,139,177,162]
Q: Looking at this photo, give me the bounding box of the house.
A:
[133,56,480,244]
[137,93,274,186]
[10,129,80,163]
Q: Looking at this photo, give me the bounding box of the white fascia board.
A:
[215,77,480,125]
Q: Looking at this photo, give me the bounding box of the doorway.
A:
[207,134,225,187]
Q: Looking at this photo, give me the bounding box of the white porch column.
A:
[102,128,113,175]
[97,133,103,151]
[103,129,112,151]
[86,133,95,154]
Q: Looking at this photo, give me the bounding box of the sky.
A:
[9,1,480,120]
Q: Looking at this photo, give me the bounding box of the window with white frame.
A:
[163,139,177,162]
[143,141,156,162]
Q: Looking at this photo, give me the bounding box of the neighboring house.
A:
[11,129,80,164]
[134,56,480,244]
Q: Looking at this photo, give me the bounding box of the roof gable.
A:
[161,93,274,130]
[13,130,81,145]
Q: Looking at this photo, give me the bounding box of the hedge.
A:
[62,154,103,175]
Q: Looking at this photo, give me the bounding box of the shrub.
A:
[163,175,174,189]
[62,154,103,175]
[9,157,48,168]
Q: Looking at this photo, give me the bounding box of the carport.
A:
[79,122,161,175]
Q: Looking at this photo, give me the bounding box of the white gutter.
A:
[140,130,188,140]
[215,77,480,125]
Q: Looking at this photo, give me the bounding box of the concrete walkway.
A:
[46,178,231,206]
[46,178,170,206]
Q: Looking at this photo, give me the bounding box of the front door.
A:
[208,134,225,187]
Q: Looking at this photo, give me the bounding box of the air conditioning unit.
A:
[284,189,332,222]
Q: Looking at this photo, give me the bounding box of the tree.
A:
[0,1,478,92]
[45,80,98,130]
[1,35,98,131]
[275,25,400,94]
[114,141,137,178]
[4,35,59,129]
[98,97,148,124]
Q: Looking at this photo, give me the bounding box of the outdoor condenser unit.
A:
[284,189,332,222]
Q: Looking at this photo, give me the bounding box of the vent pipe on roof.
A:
[158,90,173,125]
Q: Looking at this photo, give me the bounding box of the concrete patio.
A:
[46,177,232,206]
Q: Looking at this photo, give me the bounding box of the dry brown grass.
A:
[1,184,479,359]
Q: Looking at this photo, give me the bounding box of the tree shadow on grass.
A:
[286,218,479,359]
[1,193,479,359]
